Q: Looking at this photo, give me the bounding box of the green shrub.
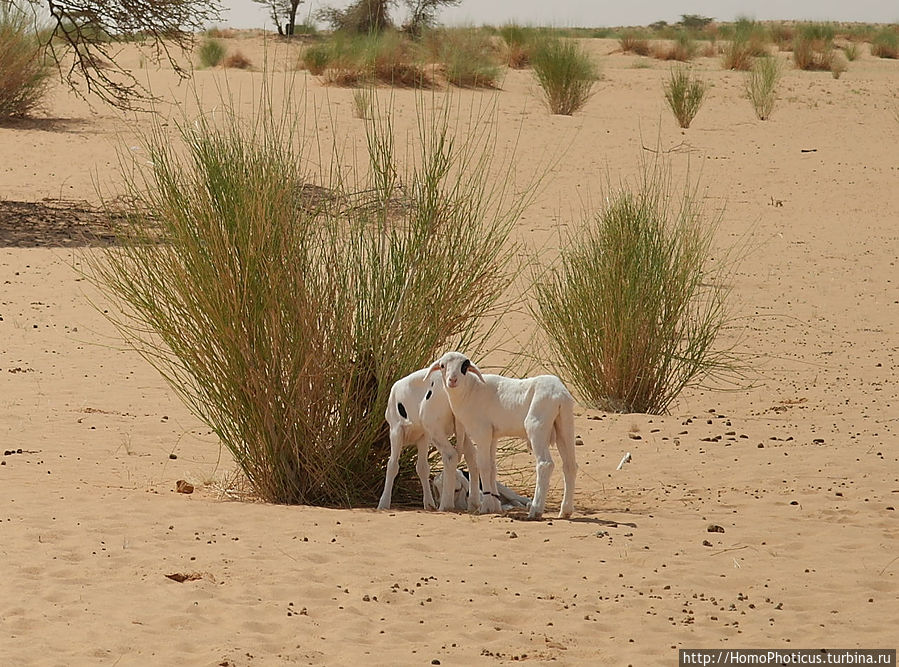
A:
[531,36,597,115]
[721,18,769,70]
[844,24,877,43]
[619,30,651,56]
[768,22,794,51]
[532,155,737,414]
[721,38,753,70]
[664,65,707,128]
[746,56,781,120]
[0,4,52,118]
[368,31,431,86]
[499,23,537,68]
[434,28,502,88]
[800,22,836,43]
[843,42,860,61]
[871,29,899,59]
[793,24,836,70]
[352,87,371,118]
[302,44,330,74]
[90,90,528,506]
[198,37,226,67]
[311,32,430,87]
[653,32,697,61]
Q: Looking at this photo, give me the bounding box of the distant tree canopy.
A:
[14,0,221,109]
[402,0,459,38]
[253,0,304,37]
[317,0,392,34]
[678,14,714,30]
[317,0,459,38]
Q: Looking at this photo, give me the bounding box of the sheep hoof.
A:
[479,496,503,514]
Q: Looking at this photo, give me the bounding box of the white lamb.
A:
[425,352,577,520]
[378,367,481,512]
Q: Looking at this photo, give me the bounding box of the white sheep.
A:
[378,367,481,512]
[425,352,577,520]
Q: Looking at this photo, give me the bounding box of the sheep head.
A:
[425,351,484,390]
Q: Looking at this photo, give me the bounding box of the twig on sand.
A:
[709,544,751,557]
[878,555,899,576]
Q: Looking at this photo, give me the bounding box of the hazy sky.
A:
[219,0,899,30]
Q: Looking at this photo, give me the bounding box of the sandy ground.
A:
[1,37,897,665]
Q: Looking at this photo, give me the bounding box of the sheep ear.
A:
[424,361,442,383]
[467,362,485,383]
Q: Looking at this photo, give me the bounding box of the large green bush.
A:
[532,156,738,414]
[91,89,528,506]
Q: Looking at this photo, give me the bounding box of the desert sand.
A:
[1,36,897,665]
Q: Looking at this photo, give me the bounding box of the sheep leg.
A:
[477,436,503,514]
[553,413,578,519]
[525,418,555,520]
[379,425,413,510]
[461,435,482,513]
[414,436,437,511]
[456,419,481,513]
[432,433,459,512]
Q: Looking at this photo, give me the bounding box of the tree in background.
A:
[317,0,459,37]
[253,0,304,36]
[13,0,220,109]
[402,0,459,38]
[317,0,392,33]
[678,14,714,30]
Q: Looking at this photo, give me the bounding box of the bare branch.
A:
[19,0,221,110]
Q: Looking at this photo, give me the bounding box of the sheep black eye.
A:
[440,364,445,369]
[461,359,470,375]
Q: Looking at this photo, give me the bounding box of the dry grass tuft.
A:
[499,23,537,68]
[652,34,697,62]
[746,56,781,120]
[871,29,899,59]
[721,18,770,70]
[619,31,651,56]
[223,50,253,69]
[663,65,707,128]
[307,32,433,88]
[793,24,837,71]
[531,36,598,115]
[430,27,503,88]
